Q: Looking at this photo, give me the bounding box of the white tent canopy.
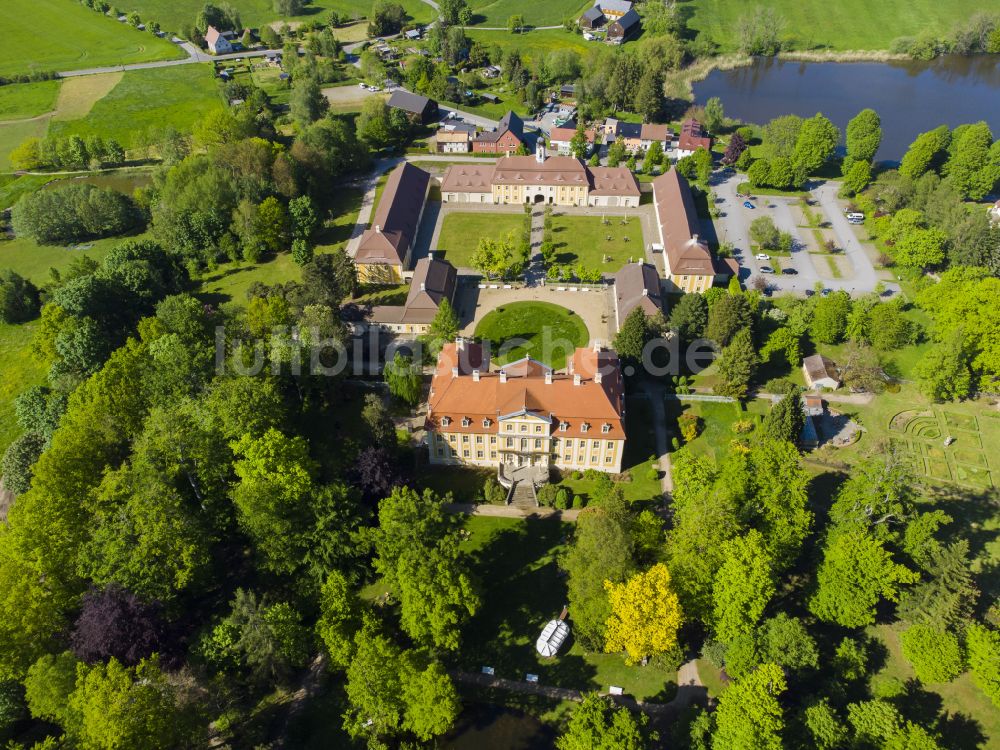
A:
[536,619,570,657]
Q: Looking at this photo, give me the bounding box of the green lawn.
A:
[686,0,1000,51]
[0,321,48,458]
[0,0,183,77]
[474,301,589,371]
[469,0,588,26]
[0,117,50,171]
[436,211,526,268]
[547,214,644,274]
[466,28,590,64]
[0,235,126,285]
[0,80,61,121]
[869,623,1000,747]
[48,65,224,150]
[119,0,433,34]
[455,515,678,702]
[666,398,770,465]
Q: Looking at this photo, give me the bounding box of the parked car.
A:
[369,85,381,92]
[743,201,756,209]
[358,82,368,89]
[781,268,798,275]
[760,266,774,274]
[754,253,770,261]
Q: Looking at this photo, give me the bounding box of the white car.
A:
[358,82,368,89]
[754,253,770,261]
[369,85,381,92]
[759,266,774,274]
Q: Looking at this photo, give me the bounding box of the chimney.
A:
[499,370,508,383]
[420,282,426,290]
[641,288,648,296]
[375,224,382,233]
[472,369,480,382]
[573,373,581,386]
[451,367,459,378]
[691,233,699,243]
[544,371,552,385]
[593,339,601,353]
[456,337,465,351]
[595,371,603,384]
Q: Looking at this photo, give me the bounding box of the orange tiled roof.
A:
[426,343,625,439]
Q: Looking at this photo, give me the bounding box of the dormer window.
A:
[602,423,612,434]
[581,423,590,433]
[482,418,492,428]
[441,416,451,427]
[461,417,471,427]
[559,422,569,432]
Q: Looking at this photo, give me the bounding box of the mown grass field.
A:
[0,0,183,77]
[0,118,49,171]
[468,0,589,27]
[119,0,433,33]
[686,0,1000,51]
[0,81,61,121]
[548,214,645,273]
[0,175,54,211]
[0,235,130,285]
[48,65,224,149]
[474,301,589,371]
[435,211,525,268]
[466,28,590,63]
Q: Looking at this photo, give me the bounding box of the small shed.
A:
[482,93,500,104]
[802,354,841,390]
[536,620,570,657]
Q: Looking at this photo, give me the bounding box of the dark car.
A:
[781,268,798,275]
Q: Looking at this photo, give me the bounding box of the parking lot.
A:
[709,172,899,297]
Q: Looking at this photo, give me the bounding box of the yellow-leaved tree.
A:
[604,563,682,665]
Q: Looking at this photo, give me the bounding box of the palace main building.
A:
[426,340,626,474]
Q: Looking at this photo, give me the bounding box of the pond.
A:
[442,704,556,750]
[693,55,1000,162]
[43,171,153,195]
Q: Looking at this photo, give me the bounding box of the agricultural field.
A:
[468,0,589,27]
[119,0,433,34]
[0,0,183,77]
[0,81,61,121]
[547,214,645,273]
[435,211,526,268]
[47,65,224,150]
[685,0,1000,51]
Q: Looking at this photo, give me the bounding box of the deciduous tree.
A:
[604,563,682,664]
[713,663,787,750]
[712,531,775,642]
[557,693,655,750]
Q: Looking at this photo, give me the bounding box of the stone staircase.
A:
[510,481,537,512]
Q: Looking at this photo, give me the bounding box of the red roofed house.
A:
[676,118,713,158]
[354,162,430,283]
[426,340,626,474]
[205,26,234,55]
[549,122,595,156]
[472,111,527,154]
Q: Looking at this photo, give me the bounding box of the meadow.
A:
[685,0,1000,51]
[0,322,48,458]
[465,28,591,64]
[468,0,589,27]
[0,81,61,121]
[48,65,224,149]
[0,0,182,77]
[117,0,433,34]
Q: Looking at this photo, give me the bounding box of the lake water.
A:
[693,56,1000,162]
[442,705,556,750]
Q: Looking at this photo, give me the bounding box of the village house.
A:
[548,121,595,156]
[603,119,673,152]
[387,89,438,123]
[435,129,472,153]
[441,142,640,207]
[360,257,457,335]
[578,6,606,29]
[607,8,641,43]
[353,163,430,283]
[426,340,626,474]
[472,111,527,154]
[205,26,234,54]
[652,169,735,293]
[612,262,663,332]
[676,118,713,157]
[802,354,842,390]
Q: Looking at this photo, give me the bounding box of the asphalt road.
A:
[711,172,897,296]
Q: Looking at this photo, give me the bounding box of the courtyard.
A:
[434,210,528,269]
[474,301,589,371]
[546,213,646,273]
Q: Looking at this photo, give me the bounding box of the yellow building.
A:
[354,163,430,283]
[426,341,626,474]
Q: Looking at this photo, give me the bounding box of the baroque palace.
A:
[426,340,627,474]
